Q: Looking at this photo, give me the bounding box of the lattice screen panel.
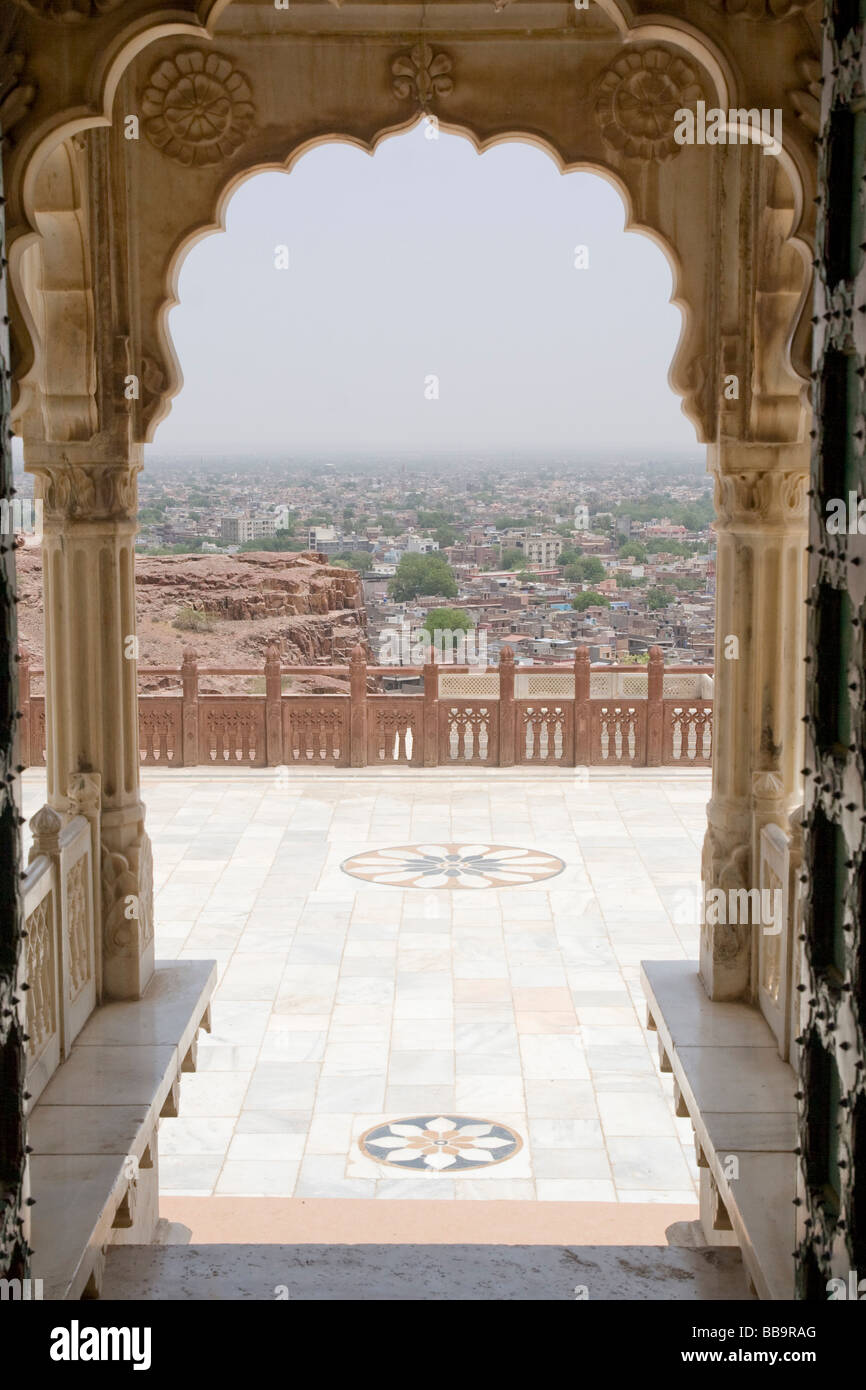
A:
[797,0,866,1297]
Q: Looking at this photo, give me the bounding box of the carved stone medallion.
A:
[142,50,256,168]
[391,42,453,107]
[595,49,702,162]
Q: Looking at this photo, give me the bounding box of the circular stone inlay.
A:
[340,843,564,889]
[360,1115,522,1171]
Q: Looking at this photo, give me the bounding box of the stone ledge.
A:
[102,1242,750,1301]
[640,959,798,1301]
[28,960,216,1301]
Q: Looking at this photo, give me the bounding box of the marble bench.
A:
[27,959,216,1301]
[641,958,798,1300]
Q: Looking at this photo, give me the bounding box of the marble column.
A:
[701,442,809,1000]
[27,441,153,1000]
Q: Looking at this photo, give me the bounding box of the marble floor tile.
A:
[215,1160,300,1196]
[226,1132,306,1162]
[536,1179,617,1201]
[607,1137,695,1190]
[596,1091,681,1137]
[21,768,712,1204]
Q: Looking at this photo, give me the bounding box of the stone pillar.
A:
[423,659,439,767]
[26,442,153,1001]
[499,645,515,767]
[701,444,809,1000]
[264,641,283,766]
[181,648,199,766]
[349,643,367,768]
[646,645,664,767]
[574,646,590,767]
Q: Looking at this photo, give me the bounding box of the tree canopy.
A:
[564,555,606,584]
[422,607,473,635]
[646,588,674,610]
[572,590,610,611]
[332,550,374,573]
[389,552,458,601]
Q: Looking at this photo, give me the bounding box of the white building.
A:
[523,533,563,566]
[308,524,339,550]
[405,533,439,554]
[220,514,277,543]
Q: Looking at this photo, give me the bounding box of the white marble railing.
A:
[22,806,96,1104]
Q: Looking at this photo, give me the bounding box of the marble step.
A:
[102,1242,751,1301]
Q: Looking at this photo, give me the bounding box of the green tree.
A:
[432,525,457,549]
[332,550,374,572]
[564,555,606,584]
[238,534,305,552]
[389,552,458,601]
[572,590,610,611]
[422,607,473,636]
[500,547,525,570]
[618,540,647,562]
[646,588,673,610]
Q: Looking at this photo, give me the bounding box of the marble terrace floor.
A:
[22,767,711,1206]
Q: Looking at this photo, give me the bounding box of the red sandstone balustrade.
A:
[17,645,714,771]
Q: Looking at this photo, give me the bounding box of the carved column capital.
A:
[30,461,140,523]
[712,468,808,532]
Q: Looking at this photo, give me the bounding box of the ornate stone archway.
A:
[2,0,819,1001]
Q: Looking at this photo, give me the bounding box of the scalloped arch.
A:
[5,0,814,444]
[147,114,705,442]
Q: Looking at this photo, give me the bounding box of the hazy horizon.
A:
[145,123,698,458]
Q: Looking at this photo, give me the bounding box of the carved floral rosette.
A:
[391,43,453,107]
[141,50,256,168]
[595,48,703,163]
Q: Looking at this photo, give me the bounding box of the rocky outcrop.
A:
[17,549,367,692]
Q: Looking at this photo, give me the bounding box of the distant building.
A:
[220,514,277,544]
[506,532,564,567]
[308,524,339,550]
[405,533,439,554]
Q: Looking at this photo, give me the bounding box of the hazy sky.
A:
[151,123,698,458]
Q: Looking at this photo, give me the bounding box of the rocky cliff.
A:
[17,549,367,692]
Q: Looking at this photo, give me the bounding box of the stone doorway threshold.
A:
[103,1241,751,1300]
[161,1196,698,1245]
